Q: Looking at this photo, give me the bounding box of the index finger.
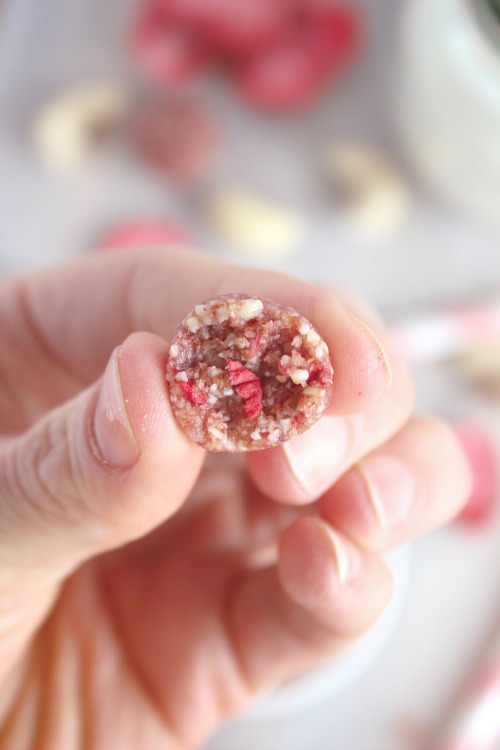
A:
[1,246,391,418]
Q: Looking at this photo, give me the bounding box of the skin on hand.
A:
[0,247,471,750]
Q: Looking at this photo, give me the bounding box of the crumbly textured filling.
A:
[166,294,334,452]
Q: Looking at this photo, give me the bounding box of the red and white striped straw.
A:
[389,299,500,365]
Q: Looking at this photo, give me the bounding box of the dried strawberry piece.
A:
[226,359,263,419]
[131,0,211,84]
[302,2,361,75]
[246,333,264,359]
[178,379,207,406]
[234,1,362,110]
[241,392,262,420]
[165,0,292,55]
[234,39,322,110]
[225,358,257,385]
[308,364,323,383]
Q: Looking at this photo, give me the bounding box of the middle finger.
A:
[247,304,414,504]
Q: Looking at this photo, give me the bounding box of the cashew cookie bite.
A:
[166,294,333,452]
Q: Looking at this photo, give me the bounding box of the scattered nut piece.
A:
[206,187,304,258]
[32,83,129,171]
[323,141,413,241]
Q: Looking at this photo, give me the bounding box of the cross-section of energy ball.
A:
[166,294,333,451]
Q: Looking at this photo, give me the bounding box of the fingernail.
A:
[317,520,360,584]
[356,455,415,530]
[93,348,140,469]
[347,310,393,388]
[336,289,387,329]
[283,415,360,496]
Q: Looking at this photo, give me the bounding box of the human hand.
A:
[0,247,470,749]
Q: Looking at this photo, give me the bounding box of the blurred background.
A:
[1,0,500,748]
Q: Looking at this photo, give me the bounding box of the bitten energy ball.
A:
[129,99,220,184]
[166,294,333,451]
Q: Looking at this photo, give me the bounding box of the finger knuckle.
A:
[8,414,89,533]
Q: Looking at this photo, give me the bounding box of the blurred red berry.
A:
[304,1,361,73]
[131,0,211,84]
[165,0,293,55]
[234,43,323,109]
[98,219,194,250]
[454,423,498,527]
[130,0,362,110]
[234,1,362,110]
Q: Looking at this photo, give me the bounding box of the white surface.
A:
[1,2,500,749]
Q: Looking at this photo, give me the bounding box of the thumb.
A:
[0,332,204,579]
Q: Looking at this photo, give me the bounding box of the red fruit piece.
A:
[98,218,194,251]
[308,363,323,384]
[178,379,207,406]
[234,1,362,110]
[305,2,361,74]
[166,0,292,55]
[131,0,211,84]
[226,359,263,419]
[247,333,264,359]
[454,423,498,527]
[235,44,321,110]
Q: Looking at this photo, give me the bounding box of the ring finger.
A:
[318,415,472,553]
